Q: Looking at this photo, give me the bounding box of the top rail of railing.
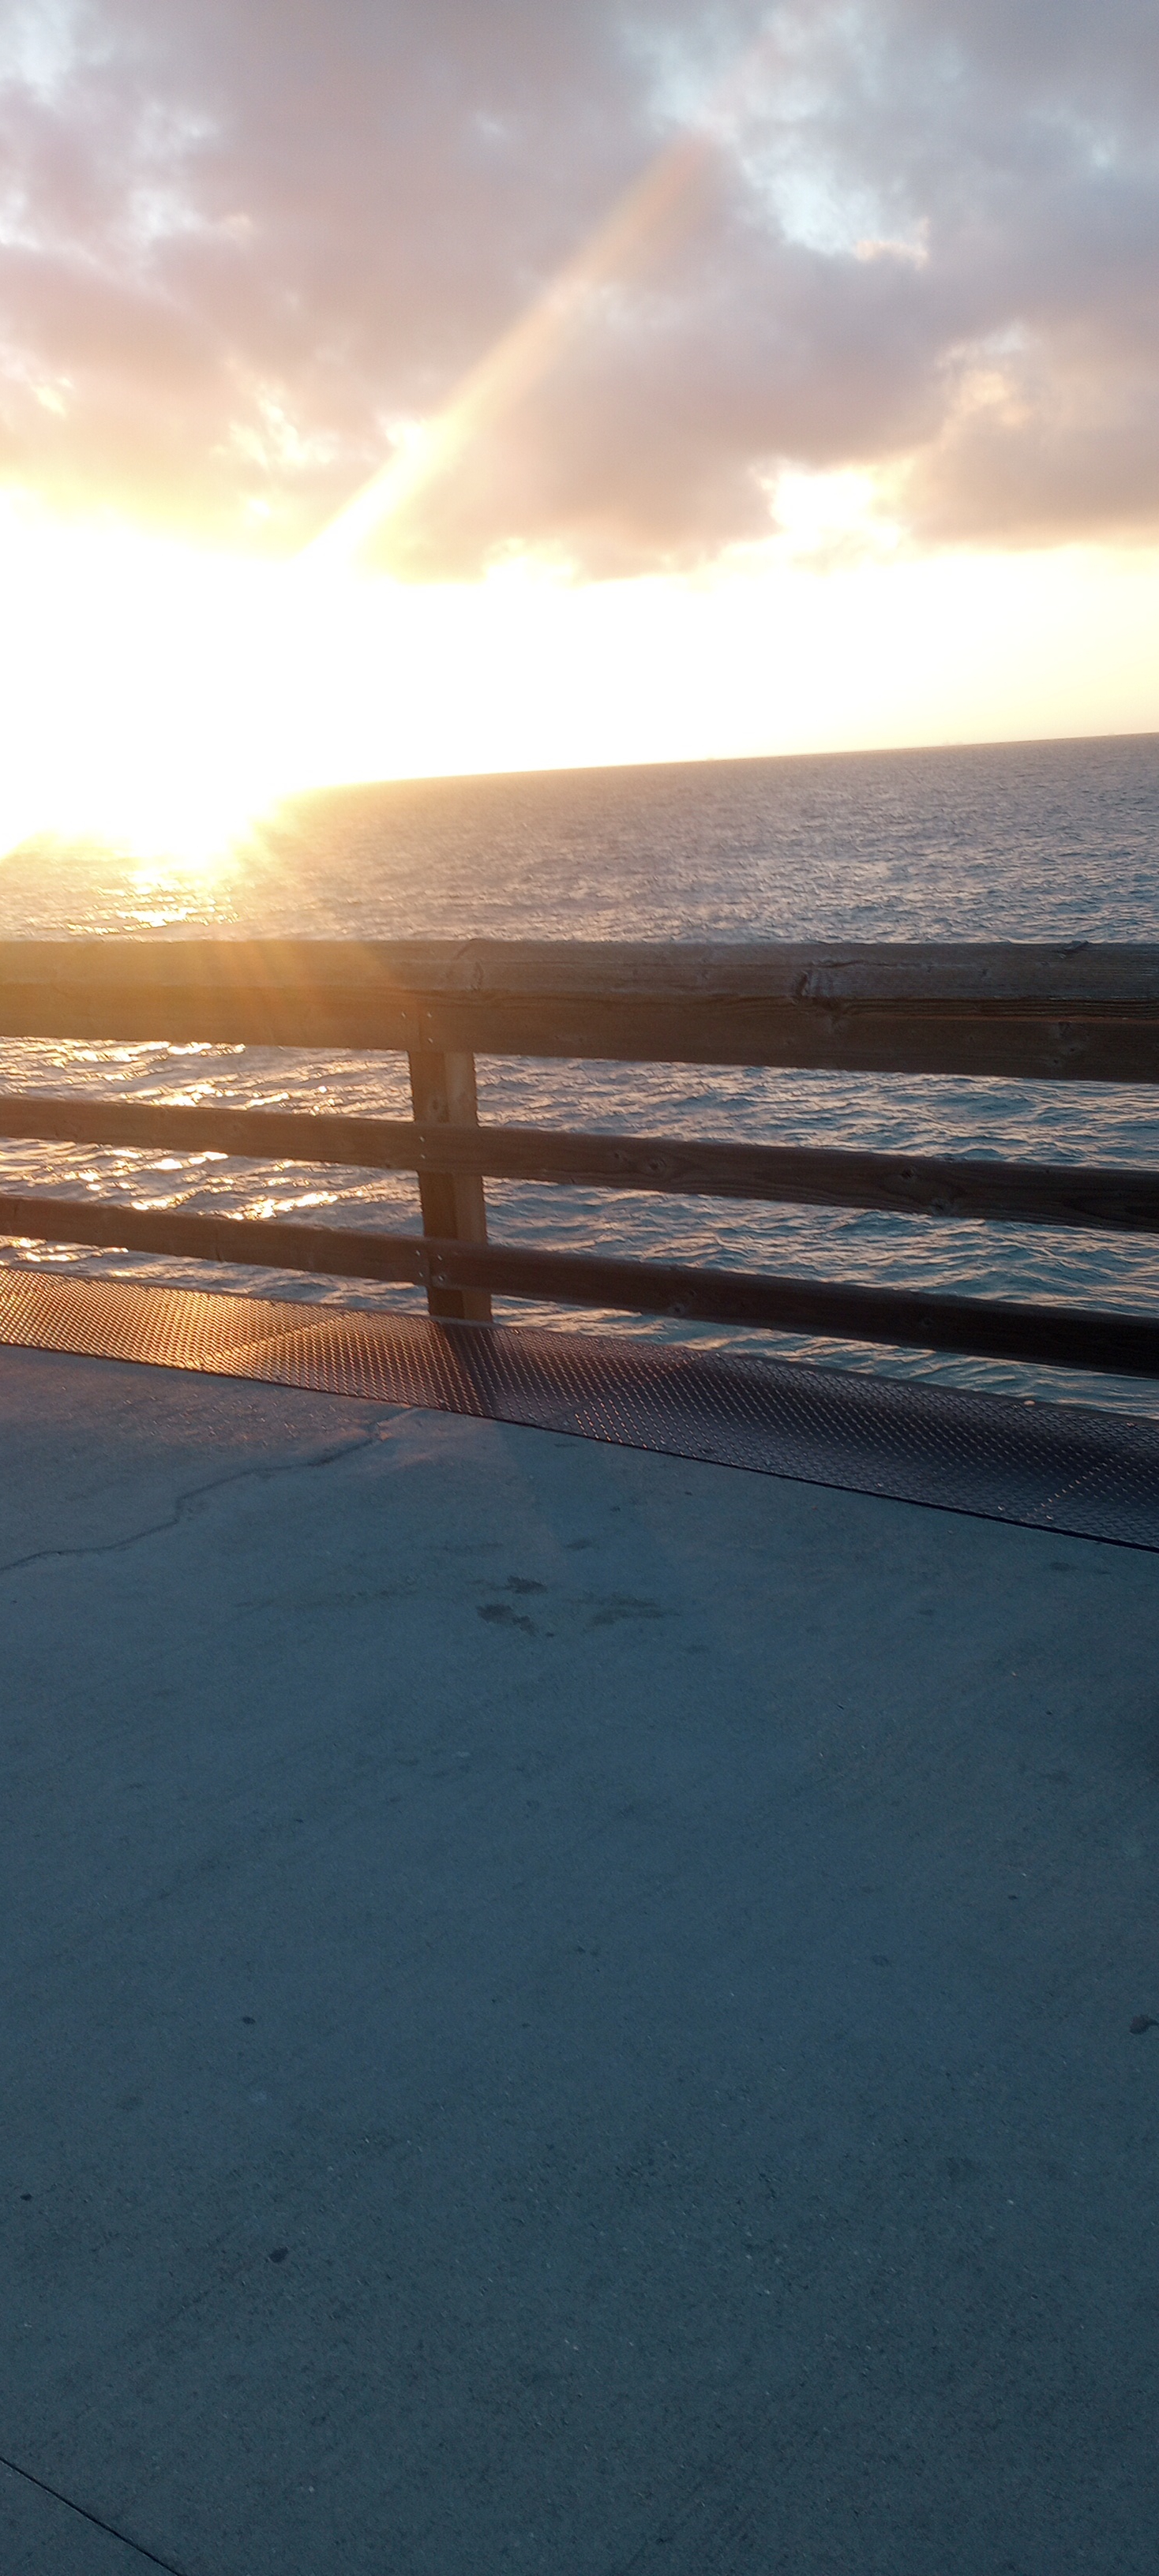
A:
[2,938,1159,1076]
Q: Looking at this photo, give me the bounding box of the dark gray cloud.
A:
[2,0,1157,571]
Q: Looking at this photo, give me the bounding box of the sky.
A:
[2,0,1158,850]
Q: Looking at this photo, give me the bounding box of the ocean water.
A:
[2,731,1157,1412]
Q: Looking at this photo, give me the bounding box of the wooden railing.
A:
[0,938,1157,1375]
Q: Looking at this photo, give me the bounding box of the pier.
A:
[2,939,1158,2571]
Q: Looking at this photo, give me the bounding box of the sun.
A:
[0,503,315,869]
[0,500,540,868]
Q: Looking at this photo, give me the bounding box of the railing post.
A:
[407,1046,492,1322]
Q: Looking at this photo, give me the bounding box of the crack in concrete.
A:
[0,2448,191,2571]
[0,1426,385,1581]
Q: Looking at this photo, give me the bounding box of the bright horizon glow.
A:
[2,481,1158,872]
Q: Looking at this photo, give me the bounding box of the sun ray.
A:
[304,31,781,574]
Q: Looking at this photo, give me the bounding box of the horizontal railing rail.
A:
[2,1092,1159,1234]
[2,937,1159,1075]
[0,938,1156,1368]
[1,1192,1157,1379]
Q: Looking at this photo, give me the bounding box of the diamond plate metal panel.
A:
[2,1268,1158,1548]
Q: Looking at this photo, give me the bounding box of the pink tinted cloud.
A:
[1,0,1157,569]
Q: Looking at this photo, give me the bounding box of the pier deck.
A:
[2,1338,1157,2574]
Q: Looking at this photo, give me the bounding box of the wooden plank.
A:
[2,1191,1157,1377]
[4,935,1159,1002]
[0,1193,420,1287]
[3,1094,1159,1233]
[2,940,1158,1076]
[389,999,1159,1080]
[407,1050,490,1323]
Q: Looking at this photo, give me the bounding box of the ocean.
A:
[2,730,1157,1412]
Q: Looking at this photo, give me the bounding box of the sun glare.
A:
[3,485,1158,880]
[0,504,306,867]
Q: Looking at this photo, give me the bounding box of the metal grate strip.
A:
[2,1267,1159,1549]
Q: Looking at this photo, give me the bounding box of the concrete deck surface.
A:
[0,1342,1157,2576]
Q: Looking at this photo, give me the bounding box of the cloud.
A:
[2,0,1158,572]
